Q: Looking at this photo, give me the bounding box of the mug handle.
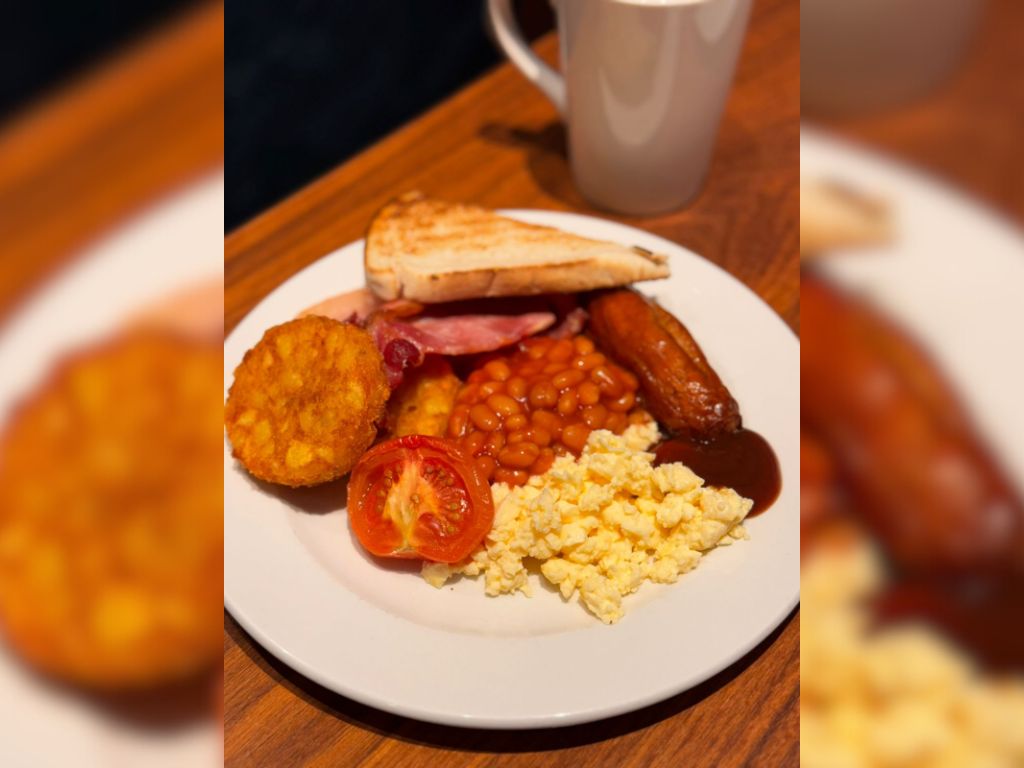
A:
[486,0,567,117]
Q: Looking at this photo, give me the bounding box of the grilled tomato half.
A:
[347,435,494,563]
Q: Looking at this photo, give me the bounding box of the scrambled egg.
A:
[801,542,1024,768]
[422,422,751,623]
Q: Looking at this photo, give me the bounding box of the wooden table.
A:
[0,2,223,324]
[224,0,800,765]
[813,0,1024,221]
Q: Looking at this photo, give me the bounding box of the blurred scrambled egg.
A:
[422,421,751,623]
[801,543,1024,767]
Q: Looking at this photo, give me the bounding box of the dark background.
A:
[0,1,189,119]
[225,0,552,231]
[0,0,553,232]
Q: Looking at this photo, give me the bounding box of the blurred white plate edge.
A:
[0,172,224,768]
[802,127,1024,490]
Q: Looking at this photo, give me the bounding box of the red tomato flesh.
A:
[347,435,494,563]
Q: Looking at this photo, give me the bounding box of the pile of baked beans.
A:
[447,336,647,486]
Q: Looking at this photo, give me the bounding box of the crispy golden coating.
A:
[386,356,461,438]
[225,316,388,486]
[0,332,223,690]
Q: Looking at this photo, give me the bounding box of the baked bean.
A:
[494,468,529,486]
[483,359,512,381]
[508,427,552,447]
[499,443,540,468]
[518,360,543,377]
[561,423,590,453]
[557,390,579,416]
[552,368,585,389]
[486,393,521,417]
[485,431,505,455]
[542,361,567,375]
[463,430,487,455]
[506,376,528,401]
[577,381,601,406]
[456,384,479,404]
[591,366,623,397]
[469,404,500,431]
[605,412,628,434]
[527,427,552,447]
[507,429,528,445]
[528,381,558,408]
[573,352,605,371]
[573,336,595,356]
[468,370,488,384]
[505,413,528,431]
[607,390,635,412]
[526,342,548,360]
[629,410,651,425]
[476,455,496,481]
[480,381,506,399]
[531,409,562,434]
[549,339,574,362]
[447,404,470,437]
[581,404,608,430]
[616,366,639,391]
[531,448,556,475]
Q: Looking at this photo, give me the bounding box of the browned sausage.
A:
[587,289,741,438]
[801,270,1024,578]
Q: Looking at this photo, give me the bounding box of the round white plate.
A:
[224,211,800,729]
[0,172,224,768]
[801,128,1024,487]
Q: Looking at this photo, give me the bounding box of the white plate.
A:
[224,211,800,729]
[0,173,224,768]
[801,128,1024,488]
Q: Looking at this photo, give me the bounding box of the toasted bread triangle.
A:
[801,178,892,256]
[364,192,670,302]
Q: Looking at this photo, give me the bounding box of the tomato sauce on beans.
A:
[447,336,647,485]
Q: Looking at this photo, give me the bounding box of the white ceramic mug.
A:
[487,0,753,215]
[801,0,985,117]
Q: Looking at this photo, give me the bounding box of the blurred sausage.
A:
[587,289,740,438]
[801,270,1024,578]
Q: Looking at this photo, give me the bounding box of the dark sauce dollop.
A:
[653,428,781,516]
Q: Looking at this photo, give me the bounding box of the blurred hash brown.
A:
[225,316,389,486]
[0,332,223,689]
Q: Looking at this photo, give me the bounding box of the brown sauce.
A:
[653,428,781,516]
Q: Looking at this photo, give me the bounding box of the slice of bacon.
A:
[370,311,555,387]
[297,288,557,387]
[547,307,587,339]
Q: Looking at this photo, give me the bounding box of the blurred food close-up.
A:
[800,0,1024,753]
[0,2,224,767]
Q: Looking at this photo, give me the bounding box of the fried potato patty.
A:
[0,332,223,690]
[225,316,388,486]
[386,356,461,438]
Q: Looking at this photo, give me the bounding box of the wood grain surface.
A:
[812,0,1024,222]
[224,0,799,766]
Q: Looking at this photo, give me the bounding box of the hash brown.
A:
[0,332,223,689]
[225,315,388,486]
